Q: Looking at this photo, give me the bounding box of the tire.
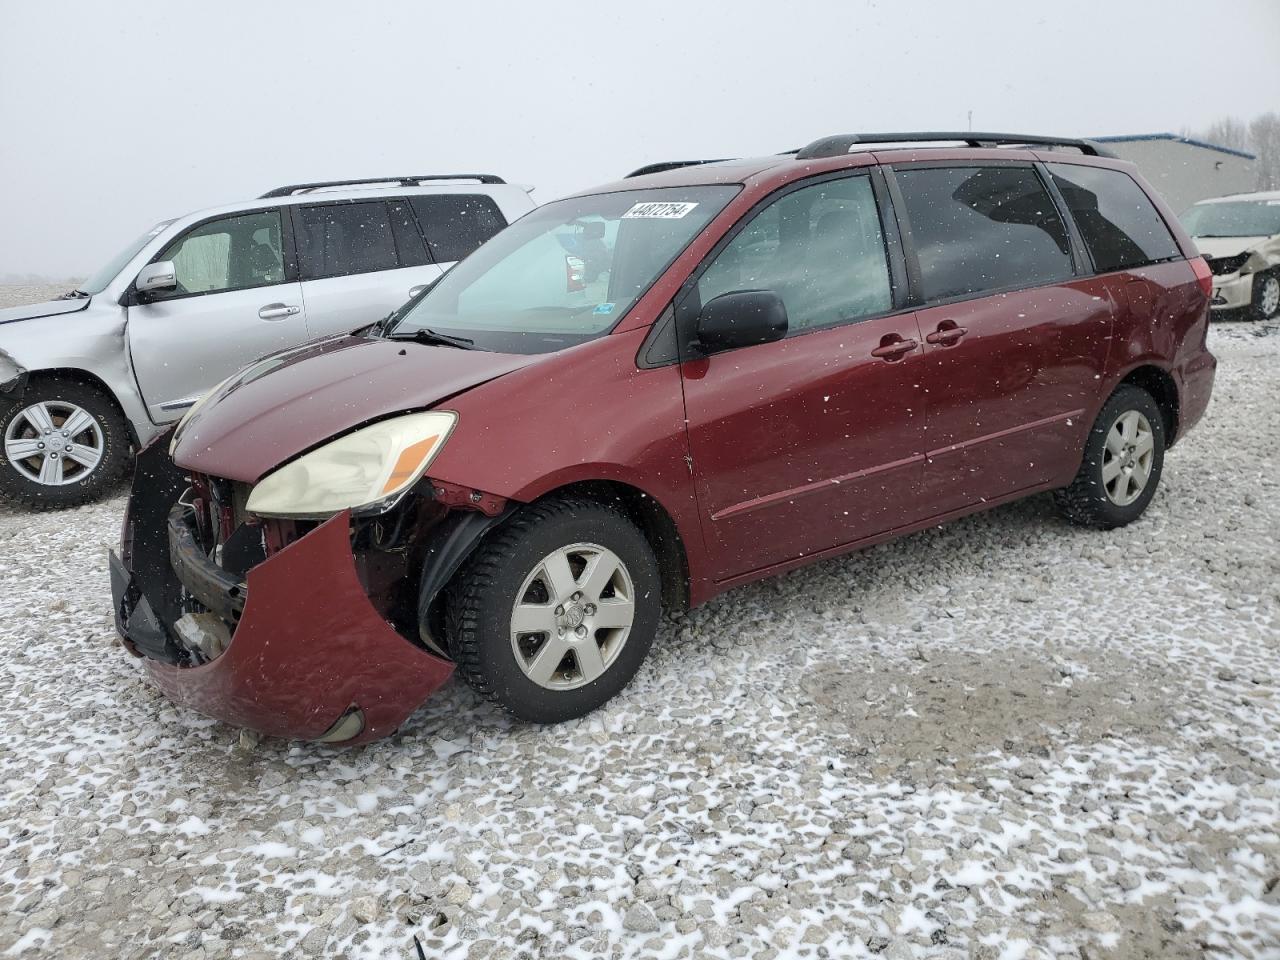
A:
[1250,270,1280,322]
[0,379,131,510]
[1054,384,1165,529]
[445,497,661,723]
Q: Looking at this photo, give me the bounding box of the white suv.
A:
[0,175,536,508]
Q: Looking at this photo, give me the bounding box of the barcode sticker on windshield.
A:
[622,201,699,219]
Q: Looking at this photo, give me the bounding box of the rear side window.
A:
[1047,164,1180,273]
[411,194,508,263]
[388,199,430,268]
[895,165,1073,302]
[296,201,399,279]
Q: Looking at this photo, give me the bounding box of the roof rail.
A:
[625,159,731,179]
[260,174,505,198]
[794,132,1114,160]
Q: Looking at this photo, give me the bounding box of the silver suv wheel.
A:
[3,400,104,486]
[509,542,635,690]
[1102,409,1154,506]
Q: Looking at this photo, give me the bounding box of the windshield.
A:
[78,220,173,295]
[1180,200,1280,239]
[391,186,740,353]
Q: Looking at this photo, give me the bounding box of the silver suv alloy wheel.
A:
[3,400,104,486]
[509,542,636,690]
[1102,409,1154,506]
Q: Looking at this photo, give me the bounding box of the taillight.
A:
[1190,256,1213,298]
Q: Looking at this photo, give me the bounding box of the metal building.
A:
[1092,133,1257,216]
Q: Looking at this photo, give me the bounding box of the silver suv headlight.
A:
[246,411,457,519]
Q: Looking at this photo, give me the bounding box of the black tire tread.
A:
[1053,384,1164,529]
[0,379,131,511]
[445,496,643,710]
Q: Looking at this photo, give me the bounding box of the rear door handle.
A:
[259,303,301,320]
[925,324,967,345]
[870,337,918,361]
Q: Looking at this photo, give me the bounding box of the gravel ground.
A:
[1,283,1278,960]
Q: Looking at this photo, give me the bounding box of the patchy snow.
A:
[1,284,1278,959]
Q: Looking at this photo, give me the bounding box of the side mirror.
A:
[136,261,177,295]
[695,290,788,354]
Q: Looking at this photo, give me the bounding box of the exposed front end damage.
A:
[108,433,507,744]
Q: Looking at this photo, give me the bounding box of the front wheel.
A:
[0,379,131,510]
[1250,270,1280,322]
[1054,384,1165,529]
[445,497,661,723]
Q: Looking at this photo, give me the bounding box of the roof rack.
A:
[625,159,731,179]
[260,174,505,198]
[794,132,1114,160]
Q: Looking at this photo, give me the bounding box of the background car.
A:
[111,132,1215,745]
[0,174,535,509]
[1181,190,1280,320]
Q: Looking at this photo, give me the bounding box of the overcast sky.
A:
[2,0,1278,278]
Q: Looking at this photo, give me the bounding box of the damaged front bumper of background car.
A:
[109,433,508,745]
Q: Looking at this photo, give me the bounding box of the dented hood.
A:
[172,335,540,483]
[1192,235,1268,258]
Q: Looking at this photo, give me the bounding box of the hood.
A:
[0,296,92,326]
[172,335,541,483]
[1192,236,1267,259]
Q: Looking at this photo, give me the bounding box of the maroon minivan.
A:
[111,133,1216,744]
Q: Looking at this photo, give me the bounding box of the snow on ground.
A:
[0,283,1278,960]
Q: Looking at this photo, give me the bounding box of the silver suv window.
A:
[153,210,285,298]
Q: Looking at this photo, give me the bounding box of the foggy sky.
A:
[2,0,1278,278]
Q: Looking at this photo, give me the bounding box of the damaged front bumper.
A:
[109,435,455,744]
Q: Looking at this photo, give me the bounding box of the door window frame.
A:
[126,206,297,305]
[882,159,1090,311]
[665,168,911,363]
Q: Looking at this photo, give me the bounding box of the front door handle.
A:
[259,303,301,320]
[870,336,918,361]
[925,322,967,346]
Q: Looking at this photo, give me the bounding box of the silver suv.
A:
[0,175,536,508]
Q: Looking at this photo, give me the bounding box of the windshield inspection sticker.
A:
[623,201,699,219]
[593,302,616,315]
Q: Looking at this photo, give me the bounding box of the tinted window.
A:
[388,199,430,267]
[155,210,284,297]
[1048,163,1180,272]
[697,176,892,333]
[411,194,508,263]
[896,165,1073,301]
[296,202,399,279]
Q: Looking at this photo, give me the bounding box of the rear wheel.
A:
[0,380,131,509]
[1054,384,1165,529]
[445,497,661,723]
[1251,270,1280,321]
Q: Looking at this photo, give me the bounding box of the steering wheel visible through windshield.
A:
[389,186,740,353]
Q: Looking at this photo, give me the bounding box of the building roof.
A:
[1093,133,1256,161]
[1192,189,1280,205]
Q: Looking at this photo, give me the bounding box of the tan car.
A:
[1182,191,1280,320]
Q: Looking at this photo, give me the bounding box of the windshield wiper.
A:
[389,327,476,349]
[59,290,89,300]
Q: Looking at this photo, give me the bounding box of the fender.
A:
[424,329,716,601]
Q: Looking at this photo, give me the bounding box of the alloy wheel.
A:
[509,542,636,690]
[1102,410,1154,506]
[1259,275,1280,319]
[3,401,104,486]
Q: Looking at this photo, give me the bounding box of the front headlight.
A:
[245,411,456,519]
